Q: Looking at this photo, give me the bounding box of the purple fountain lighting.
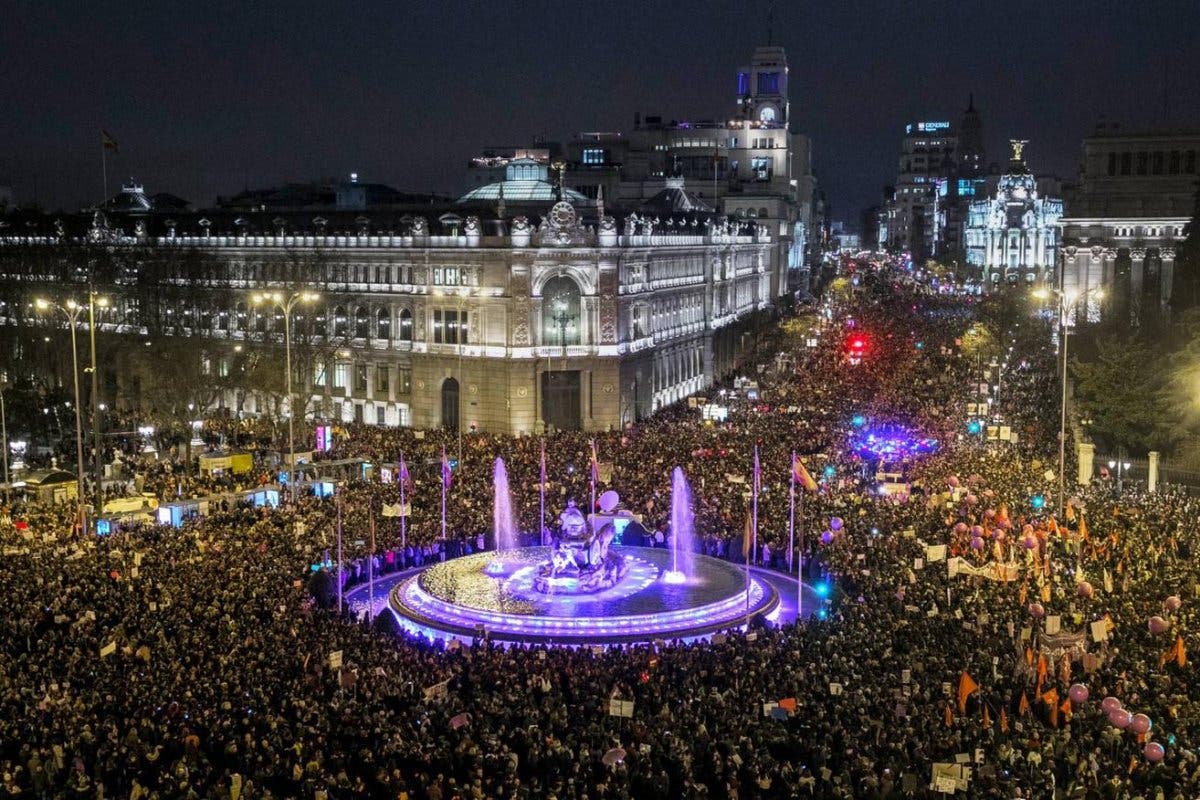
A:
[663,466,696,584]
[487,457,516,574]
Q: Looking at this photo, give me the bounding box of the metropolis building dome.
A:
[457,157,589,204]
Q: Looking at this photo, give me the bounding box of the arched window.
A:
[542,275,582,346]
[333,306,348,337]
[398,308,414,341]
[441,377,460,431]
[354,307,369,339]
[377,307,391,339]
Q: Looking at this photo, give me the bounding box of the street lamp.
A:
[455,287,475,463]
[1033,284,1103,518]
[85,292,109,511]
[1107,459,1132,493]
[35,298,88,531]
[251,290,319,501]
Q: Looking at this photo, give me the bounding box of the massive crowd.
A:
[2,265,1197,799]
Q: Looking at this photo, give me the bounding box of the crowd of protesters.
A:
[2,264,1198,799]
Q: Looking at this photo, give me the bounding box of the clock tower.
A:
[736,46,789,125]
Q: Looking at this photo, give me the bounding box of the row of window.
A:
[1112,225,1185,238]
[1106,149,1197,176]
[313,363,413,395]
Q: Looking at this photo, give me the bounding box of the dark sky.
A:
[3,0,1198,227]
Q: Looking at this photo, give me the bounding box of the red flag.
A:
[1042,688,1059,727]
[792,453,818,491]
[1018,692,1029,716]
[101,130,118,152]
[999,707,1009,733]
[441,446,452,490]
[958,671,979,714]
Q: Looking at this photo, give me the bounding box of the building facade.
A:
[1057,128,1198,323]
[0,195,775,435]
[965,141,1063,288]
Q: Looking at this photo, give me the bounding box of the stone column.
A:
[1148,450,1160,493]
[1086,246,1104,322]
[1076,441,1095,486]
[1160,247,1176,313]
[1129,248,1146,324]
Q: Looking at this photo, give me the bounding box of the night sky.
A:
[3,0,1198,226]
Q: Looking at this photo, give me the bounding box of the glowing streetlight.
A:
[250,290,319,499]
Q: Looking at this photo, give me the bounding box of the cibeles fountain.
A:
[389,460,779,645]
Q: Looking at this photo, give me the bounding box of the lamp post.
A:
[0,380,9,505]
[36,298,88,532]
[85,291,108,512]
[455,287,474,463]
[1033,284,1103,517]
[252,290,319,502]
[1107,459,1131,493]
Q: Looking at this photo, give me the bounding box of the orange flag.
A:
[1024,646,1034,666]
[778,697,797,714]
[1162,635,1186,668]
[1042,688,1059,727]
[958,671,979,714]
[1060,697,1073,724]
[1018,582,1028,606]
[1066,504,1076,522]
[1078,514,1089,541]
[982,704,992,729]
[999,707,1009,733]
[1018,692,1030,716]
[1040,583,1052,603]
[944,703,953,727]
[1036,653,1048,695]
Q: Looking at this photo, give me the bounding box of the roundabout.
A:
[388,545,779,645]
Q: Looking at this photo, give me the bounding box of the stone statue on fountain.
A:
[533,499,629,594]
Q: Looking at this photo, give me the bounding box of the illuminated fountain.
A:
[487,457,517,574]
[389,482,778,645]
[662,467,695,584]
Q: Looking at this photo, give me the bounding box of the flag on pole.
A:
[1161,635,1186,668]
[791,454,818,491]
[999,707,1008,733]
[540,440,547,487]
[1042,688,1059,727]
[101,130,119,152]
[441,446,452,489]
[398,453,412,494]
[1018,692,1029,716]
[742,513,753,559]
[957,671,979,714]
[589,439,600,483]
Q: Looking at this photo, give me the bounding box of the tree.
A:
[1071,336,1173,454]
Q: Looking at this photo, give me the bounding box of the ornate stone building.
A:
[0,183,775,435]
[1057,128,1198,323]
[965,141,1063,288]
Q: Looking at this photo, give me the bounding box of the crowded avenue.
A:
[4,259,1198,800]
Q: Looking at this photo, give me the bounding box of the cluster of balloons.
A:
[1101,697,1164,761]
[820,517,844,545]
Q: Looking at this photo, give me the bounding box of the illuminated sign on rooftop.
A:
[905,121,952,134]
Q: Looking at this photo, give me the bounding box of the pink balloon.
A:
[965,494,979,505]
[1165,595,1182,612]
[947,476,960,488]
[1109,709,1133,728]
[1130,713,1152,735]
[1101,696,1122,714]
[1148,616,1168,634]
[953,522,968,534]
[982,489,995,498]
[1028,603,1045,619]
[969,525,984,538]
[1068,683,1089,704]
[1077,582,1094,599]
[820,530,834,545]
[1144,742,1165,762]
[1023,535,1038,550]
[970,537,984,551]
[984,508,996,519]
[829,517,844,531]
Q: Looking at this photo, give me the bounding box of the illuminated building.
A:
[0,182,775,435]
[965,141,1063,288]
[1056,127,1198,324]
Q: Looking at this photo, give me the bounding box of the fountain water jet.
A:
[663,466,696,584]
[488,457,517,573]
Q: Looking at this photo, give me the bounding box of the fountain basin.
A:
[389,545,778,645]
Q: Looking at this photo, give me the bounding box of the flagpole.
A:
[336,487,344,615]
[368,508,376,622]
[441,465,447,542]
[797,485,804,621]
[788,450,796,575]
[539,440,546,546]
[399,452,407,552]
